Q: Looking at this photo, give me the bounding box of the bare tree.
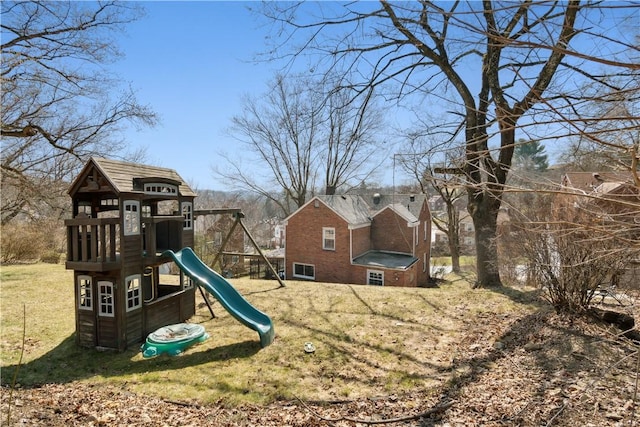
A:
[1,1,157,225]
[322,79,385,195]
[218,73,384,216]
[262,1,640,287]
[398,137,466,273]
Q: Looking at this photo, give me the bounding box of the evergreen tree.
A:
[514,139,549,172]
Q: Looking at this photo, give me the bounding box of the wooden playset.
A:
[65,157,198,351]
[65,157,279,352]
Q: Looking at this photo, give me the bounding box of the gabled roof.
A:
[363,194,427,218]
[69,157,196,197]
[286,193,429,227]
[314,195,372,226]
[374,203,419,225]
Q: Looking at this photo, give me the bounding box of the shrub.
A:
[1,223,45,263]
[1,219,65,264]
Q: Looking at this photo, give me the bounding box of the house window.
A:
[123,201,140,236]
[293,263,315,280]
[367,270,384,286]
[322,227,335,250]
[182,202,193,230]
[424,222,428,241]
[423,253,427,273]
[98,280,115,317]
[77,275,92,310]
[125,275,141,312]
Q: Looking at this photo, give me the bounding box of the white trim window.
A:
[125,275,142,312]
[183,275,194,290]
[98,280,115,317]
[322,227,335,250]
[78,275,92,310]
[182,201,193,230]
[293,263,315,280]
[367,270,384,286]
[424,221,428,241]
[144,183,178,195]
[123,200,140,236]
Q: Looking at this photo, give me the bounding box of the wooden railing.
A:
[65,217,120,270]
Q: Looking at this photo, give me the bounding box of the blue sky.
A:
[112,1,285,191]
[111,2,638,192]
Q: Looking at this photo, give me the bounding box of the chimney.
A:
[373,193,381,205]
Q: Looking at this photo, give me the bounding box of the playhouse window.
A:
[322,227,335,250]
[98,281,115,317]
[125,275,142,312]
[183,276,194,290]
[144,183,178,195]
[123,201,140,236]
[367,270,384,286]
[182,202,193,230]
[293,263,315,280]
[77,275,92,310]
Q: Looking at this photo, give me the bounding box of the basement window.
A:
[293,263,315,280]
[367,270,384,286]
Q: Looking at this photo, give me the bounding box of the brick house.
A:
[283,194,431,287]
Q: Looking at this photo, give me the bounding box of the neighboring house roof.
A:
[70,157,196,197]
[352,250,419,269]
[562,172,633,193]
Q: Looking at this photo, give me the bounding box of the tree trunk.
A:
[469,196,502,288]
[325,185,336,195]
[448,237,461,274]
[446,203,461,273]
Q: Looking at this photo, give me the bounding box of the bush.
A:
[1,219,65,264]
[40,250,63,264]
[1,223,45,263]
[512,192,637,314]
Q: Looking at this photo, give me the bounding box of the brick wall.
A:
[371,207,414,253]
[285,201,356,284]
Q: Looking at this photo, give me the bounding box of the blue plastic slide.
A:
[162,248,275,347]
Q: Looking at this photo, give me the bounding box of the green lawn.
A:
[0,263,539,405]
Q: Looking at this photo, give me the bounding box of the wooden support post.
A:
[236,213,286,288]
[198,285,215,319]
[211,217,240,272]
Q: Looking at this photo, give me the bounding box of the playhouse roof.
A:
[69,157,197,197]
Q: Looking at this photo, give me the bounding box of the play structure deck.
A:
[163,248,275,347]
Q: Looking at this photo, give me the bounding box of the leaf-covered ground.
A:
[3,306,637,426]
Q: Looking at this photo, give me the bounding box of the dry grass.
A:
[0,263,540,406]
